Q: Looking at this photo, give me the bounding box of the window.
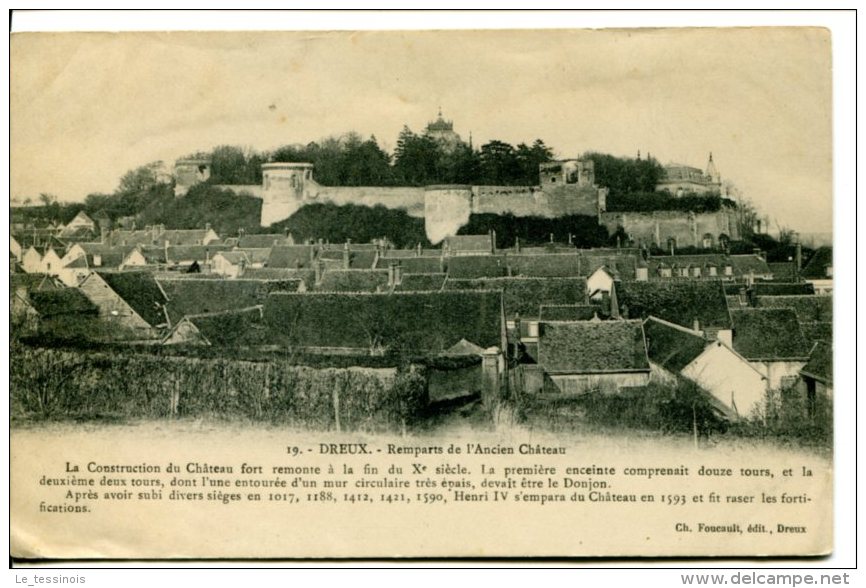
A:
[724,265,733,276]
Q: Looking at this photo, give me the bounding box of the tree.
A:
[393,126,440,185]
[479,140,518,185]
[117,161,165,194]
[514,139,554,185]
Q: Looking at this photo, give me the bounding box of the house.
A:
[40,247,66,276]
[444,233,494,256]
[586,266,616,300]
[22,288,102,341]
[77,271,170,338]
[315,269,391,292]
[211,251,251,278]
[162,306,269,347]
[158,277,303,325]
[10,236,23,262]
[58,211,97,240]
[505,253,582,278]
[800,246,832,295]
[157,228,221,247]
[375,255,444,274]
[729,308,811,390]
[267,245,318,269]
[536,320,651,395]
[233,248,270,268]
[756,295,832,323]
[613,280,733,343]
[446,255,508,278]
[800,341,833,404]
[394,273,448,292]
[645,253,771,281]
[262,290,505,355]
[64,243,139,271]
[236,233,293,249]
[317,245,378,270]
[578,251,638,280]
[644,316,768,419]
[164,244,232,269]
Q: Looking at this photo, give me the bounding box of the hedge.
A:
[10,346,427,432]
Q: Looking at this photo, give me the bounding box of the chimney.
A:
[568,232,574,246]
[394,261,402,286]
[294,258,301,270]
[205,222,212,232]
[669,240,675,256]
[315,260,324,285]
[549,233,554,244]
[388,261,397,287]
[100,226,107,244]
[693,318,701,333]
[620,303,629,319]
[416,242,422,257]
[343,242,351,269]
[753,247,764,261]
[616,235,621,249]
[238,227,245,239]
[514,312,522,341]
[490,229,497,254]
[795,241,803,279]
[205,247,210,266]
[164,240,170,265]
[515,236,521,253]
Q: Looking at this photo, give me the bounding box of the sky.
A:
[10,26,833,235]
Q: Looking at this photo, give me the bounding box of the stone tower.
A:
[260,162,315,226]
[174,159,211,196]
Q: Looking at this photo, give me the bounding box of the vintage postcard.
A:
[9,24,836,560]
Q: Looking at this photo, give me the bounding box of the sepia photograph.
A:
[7,10,852,568]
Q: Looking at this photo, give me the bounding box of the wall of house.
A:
[682,342,768,419]
[545,372,650,396]
[599,210,739,248]
[754,360,808,391]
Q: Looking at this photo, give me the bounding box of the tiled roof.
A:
[237,234,290,248]
[317,249,377,269]
[315,270,390,292]
[170,306,270,347]
[167,244,232,263]
[28,289,98,318]
[799,321,832,347]
[240,267,316,285]
[730,308,810,361]
[380,248,442,258]
[729,254,773,276]
[395,273,447,292]
[445,234,493,252]
[97,271,169,327]
[643,316,708,373]
[236,248,272,265]
[159,277,301,324]
[580,253,638,279]
[756,295,832,323]
[801,341,832,385]
[76,243,139,268]
[538,320,649,374]
[158,229,217,246]
[213,251,250,265]
[505,254,582,277]
[753,282,816,296]
[375,256,443,274]
[615,280,732,330]
[539,304,599,321]
[800,246,832,280]
[441,338,486,356]
[263,290,503,353]
[447,255,508,278]
[444,277,588,318]
[767,262,797,281]
[267,245,316,269]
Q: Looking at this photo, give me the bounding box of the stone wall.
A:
[599,210,739,248]
[314,185,426,217]
[473,185,600,218]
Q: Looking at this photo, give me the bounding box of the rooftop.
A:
[538,320,649,374]
[730,308,810,361]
